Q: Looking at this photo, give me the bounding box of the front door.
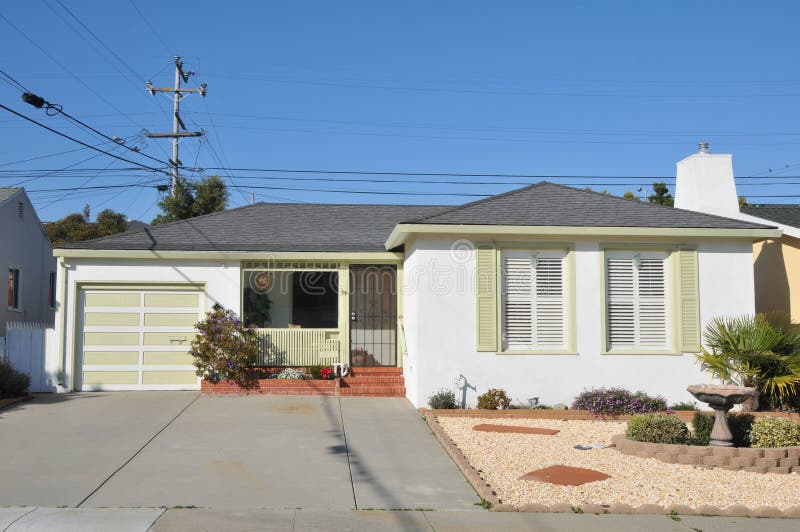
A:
[349,265,397,367]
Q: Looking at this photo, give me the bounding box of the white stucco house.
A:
[51,154,779,407]
[0,187,55,333]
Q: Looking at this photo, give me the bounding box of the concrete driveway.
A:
[0,393,477,510]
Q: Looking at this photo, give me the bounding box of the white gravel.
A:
[438,417,800,510]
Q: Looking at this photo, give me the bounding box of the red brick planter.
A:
[202,378,338,396]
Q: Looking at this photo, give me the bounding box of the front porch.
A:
[241,261,402,369]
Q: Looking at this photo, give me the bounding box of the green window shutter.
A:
[677,249,700,352]
[475,244,498,352]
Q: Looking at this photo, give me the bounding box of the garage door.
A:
[78,287,203,390]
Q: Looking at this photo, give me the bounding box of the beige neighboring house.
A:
[675,145,800,321]
[0,187,56,332]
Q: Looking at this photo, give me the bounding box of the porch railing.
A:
[255,328,341,367]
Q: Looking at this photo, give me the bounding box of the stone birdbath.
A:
[686,384,757,447]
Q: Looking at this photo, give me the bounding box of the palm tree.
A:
[695,312,800,411]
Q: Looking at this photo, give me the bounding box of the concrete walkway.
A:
[1,507,798,531]
[0,393,476,510]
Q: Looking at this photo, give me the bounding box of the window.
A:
[243,270,339,328]
[48,271,56,309]
[17,201,23,219]
[501,250,567,351]
[7,268,20,310]
[605,251,669,351]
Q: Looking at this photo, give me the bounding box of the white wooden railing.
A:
[255,328,341,366]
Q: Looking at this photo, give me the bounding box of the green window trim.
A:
[599,246,700,355]
[475,242,576,354]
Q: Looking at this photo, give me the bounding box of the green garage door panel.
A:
[85,292,140,307]
[84,332,140,346]
[142,371,197,385]
[143,351,194,365]
[145,293,199,308]
[143,332,197,346]
[83,351,139,365]
[83,371,139,385]
[144,313,198,327]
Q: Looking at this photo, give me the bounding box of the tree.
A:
[648,182,674,206]
[45,205,129,245]
[739,196,749,208]
[151,175,229,225]
[695,312,800,411]
[623,191,641,202]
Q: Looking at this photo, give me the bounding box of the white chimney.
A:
[674,143,740,218]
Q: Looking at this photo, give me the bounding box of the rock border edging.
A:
[612,434,800,474]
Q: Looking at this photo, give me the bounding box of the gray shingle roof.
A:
[60,182,775,253]
[0,187,22,205]
[407,182,774,229]
[61,203,449,252]
[741,204,800,229]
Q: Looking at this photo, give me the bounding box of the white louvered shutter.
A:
[606,252,669,351]
[502,250,566,350]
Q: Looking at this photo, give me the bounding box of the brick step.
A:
[341,376,405,384]
[348,369,403,377]
[339,391,406,397]
[339,385,406,393]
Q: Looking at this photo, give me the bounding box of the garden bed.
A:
[432,415,800,517]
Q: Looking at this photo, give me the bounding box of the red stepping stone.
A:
[472,424,560,435]
[519,465,611,486]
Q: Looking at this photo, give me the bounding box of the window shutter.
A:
[534,256,565,347]
[677,249,700,352]
[607,258,636,350]
[503,255,533,350]
[606,253,668,351]
[475,244,498,351]
[637,258,667,349]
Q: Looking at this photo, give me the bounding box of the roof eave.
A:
[53,248,404,262]
[384,223,782,249]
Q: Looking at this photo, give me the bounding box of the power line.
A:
[0,103,169,174]
[127,0,172,55]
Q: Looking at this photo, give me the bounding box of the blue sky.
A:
[2,1,800,222]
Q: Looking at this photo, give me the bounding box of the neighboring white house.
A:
[50,164,778,407]
[0,188,55,332]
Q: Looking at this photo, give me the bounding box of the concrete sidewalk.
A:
[2,507,798,531]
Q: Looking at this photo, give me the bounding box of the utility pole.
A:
[145,56,206,194]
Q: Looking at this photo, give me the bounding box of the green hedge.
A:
[626,413,689,444]
[691,412,754,447]
[750,417,800,448]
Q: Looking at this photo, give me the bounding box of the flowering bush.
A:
[477,388,511,410]
[272,368,307,380]
[308,365,336,380]
[189,309,259,385]
[571,387,670,418]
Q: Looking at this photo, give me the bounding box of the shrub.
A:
[691,411,755,447]
[749,417,800,448]
[670,401,699,411]
[189,309,259,385]
[273,368,307,380]
[571,387,670,417]
[428,389,458,409]
[626,413,689,444]
[477,388,511,410]
[0,358,30,398]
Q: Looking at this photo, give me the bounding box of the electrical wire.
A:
[0,103,170,174]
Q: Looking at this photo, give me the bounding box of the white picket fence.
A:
[3,321,57,393]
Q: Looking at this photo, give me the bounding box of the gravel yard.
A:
[438,417,800,510]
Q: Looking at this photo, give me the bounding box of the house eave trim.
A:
[53,249,405,262]
[384,224,781,248]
